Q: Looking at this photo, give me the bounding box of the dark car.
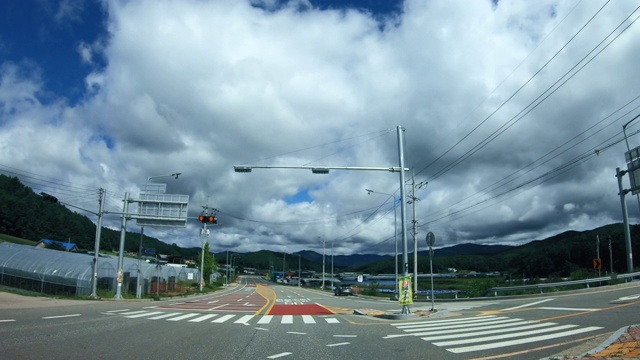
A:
[334,284,353,296]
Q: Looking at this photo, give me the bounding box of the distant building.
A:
[35,238,79,252]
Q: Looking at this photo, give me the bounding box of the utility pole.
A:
[90,188,105,298]
[198,205,215,292]
[114,192,131,300]
[409,171,427,297]
[331,240,334,290]
[322,239,326,290]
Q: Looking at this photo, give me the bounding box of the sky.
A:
[1,0,640,257]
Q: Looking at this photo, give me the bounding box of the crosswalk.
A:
[105,310,341,325]
[385,315,602,354]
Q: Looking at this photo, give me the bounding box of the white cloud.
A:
[2,0,640,255]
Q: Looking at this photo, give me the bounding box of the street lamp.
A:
[366,189,398,300]
[234,125,411,314]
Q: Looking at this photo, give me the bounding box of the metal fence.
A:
[485,272,640,297]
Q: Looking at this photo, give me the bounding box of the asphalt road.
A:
[1,276,639,359]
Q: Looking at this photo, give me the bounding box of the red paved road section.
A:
[268,304,334,315]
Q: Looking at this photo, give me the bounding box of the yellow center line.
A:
[255,285,277,315]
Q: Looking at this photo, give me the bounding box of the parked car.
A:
[334,284,353,296]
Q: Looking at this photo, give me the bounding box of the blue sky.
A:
[1,0,639,256]
[0,0,107,104]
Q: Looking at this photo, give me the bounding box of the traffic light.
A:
[40,192,58,203]
[198,215,217,224]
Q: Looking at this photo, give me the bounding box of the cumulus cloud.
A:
[2,0,640,255]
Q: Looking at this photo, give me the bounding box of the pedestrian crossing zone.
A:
[384,315,602,354]
[105,309,341,325]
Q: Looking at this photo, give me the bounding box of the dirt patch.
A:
[0,291,92,310]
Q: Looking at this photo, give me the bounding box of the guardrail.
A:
[485,272,640,297]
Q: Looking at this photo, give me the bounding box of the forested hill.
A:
[0,175,199,258]
[1,174,639,278]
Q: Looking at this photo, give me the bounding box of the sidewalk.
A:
[557,324,640,359]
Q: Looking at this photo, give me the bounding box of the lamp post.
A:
[234,125,411,313]
[366,189,398,299]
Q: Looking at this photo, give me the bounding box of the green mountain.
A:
[1,174,638,278]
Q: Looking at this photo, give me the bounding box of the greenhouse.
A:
[0,242,200,297]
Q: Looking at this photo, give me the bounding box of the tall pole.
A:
[115,192,130,299]
[617,167,634,273]
[596,235,601,277]
[298,254,301,288]
[136,226,144,299]
[397,125,410,314]
[90,188,105,298]
[199,221,207,292]
[282,253,286,282]
[226,250,229,287]
[609,237,614,274]
[331,240,334,290]
[322,239,326,289]
[411,170,418,296]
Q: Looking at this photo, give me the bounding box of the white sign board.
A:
[136,193,189,227]
[625,146,640,195]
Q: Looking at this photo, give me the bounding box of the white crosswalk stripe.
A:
[111,311,340,325]
[386,315,602,354]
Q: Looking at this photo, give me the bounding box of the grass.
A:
[0,234,36,246]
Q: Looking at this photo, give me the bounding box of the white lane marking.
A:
[105,309,130,313]
[327,342,350,347]
[255,327,269,331]
[302,315,315,324]
[43,314,81,319]
[420,322,555,341]
[0,319,16,322]
[167,313,200,321]
[539,307,598,312]
[212,314,235,323]
[393,315,497,327]
[257,315,273,324]
[125,311,164,318]
[400,317,517,331]
[447,326,602,353]
[234,315,254,324]
[434,324,578,346]
[325,318,339,324]
[281,315,293,324]
[333,335,357,338]
[147,312,182,320]
[188,314,218,322]
[287,332,307,335]
[502,298,554,311]
[267,352,292,359]
[210,304,229,310]
[120,310,148,316]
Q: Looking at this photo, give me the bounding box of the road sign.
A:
[625,146,640,194]
[357,275,363,283]
[144,248,155,255]
[593,258,602,270]
[136,192,189,227]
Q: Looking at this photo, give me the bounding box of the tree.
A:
[198,242,218,286]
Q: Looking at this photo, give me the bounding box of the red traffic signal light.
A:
[198,215,216,223]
